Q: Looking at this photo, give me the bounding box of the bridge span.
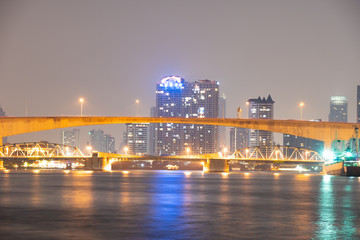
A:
[0,142,324,172]
[1,116,359,147]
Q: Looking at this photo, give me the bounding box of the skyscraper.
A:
[89,129,115,153]
[61,128,80,147]
[230,107,249,153]
[148,107,157,155]
[218,93,227,150]
[125,123,149,155]
[329,96,347,122]
[155,76,219,155]
[248,95,275,150]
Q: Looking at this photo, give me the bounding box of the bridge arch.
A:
[0,116,359,147]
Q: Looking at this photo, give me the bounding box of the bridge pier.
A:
[0,160,5,170]
[203,159,229,173]
[84,152,109,171]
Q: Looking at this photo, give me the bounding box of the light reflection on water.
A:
[0,170,360,239]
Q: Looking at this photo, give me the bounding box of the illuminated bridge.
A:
[1,117,359,148]
[0,142,324,172]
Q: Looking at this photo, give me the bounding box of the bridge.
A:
[0,142,324,172]
[0,117,359,148]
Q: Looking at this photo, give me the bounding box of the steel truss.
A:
[231,145,323,161]
[0,142,85,158]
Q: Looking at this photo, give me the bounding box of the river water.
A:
[0,170,360,239]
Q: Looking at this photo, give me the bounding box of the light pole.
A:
[124,146,128,155]
[299,102,304,120]
[86,145,92,156]
[135,99,140,117]
[223,148,228,158]
[79,98,84,117]
[186,147,190,157]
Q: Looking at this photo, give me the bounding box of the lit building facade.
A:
[125,123,149,155]
[148,107,157,155]
[61,128,80,148]
[89,129,115,153]
[329,96,347,122]
[248,95,275,150]
[155,76,219,155]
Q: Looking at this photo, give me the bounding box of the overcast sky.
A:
[1,0,360,149]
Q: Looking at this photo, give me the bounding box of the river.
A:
[0,170,359,239]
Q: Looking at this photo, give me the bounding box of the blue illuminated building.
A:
[155,76,219,155]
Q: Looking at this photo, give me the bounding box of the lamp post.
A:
[223,148,228,158]
[124,146,128,155]
[86,145,92,156]
[79,98,84,117]
[186,147,190,157]
[299,102,304,120]
[135,99,140,117]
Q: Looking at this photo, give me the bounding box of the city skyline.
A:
[1,0,360,147]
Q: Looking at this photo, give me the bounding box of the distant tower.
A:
[125,123,149,156]
[248,95,275,151]
[329,96,347,122]
[148,107,157,155]
[218,93,227,150]
[230,107,248,153]
[357,86,360,123]
[89,129,115,153]
[61,128,80,148]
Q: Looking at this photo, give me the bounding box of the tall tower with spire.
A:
[248,95,275,152]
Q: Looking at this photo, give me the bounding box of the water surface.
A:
[0,170,359,239]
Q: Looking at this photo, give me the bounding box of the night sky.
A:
[1,0,359,149]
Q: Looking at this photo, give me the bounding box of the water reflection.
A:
[315,175,358,239]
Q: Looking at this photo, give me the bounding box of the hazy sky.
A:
[1,0,360,148]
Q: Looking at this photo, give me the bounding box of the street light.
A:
[135,99,140,117]
[79,98,84,117]
[86,145,92,156]
[186,147,190,157]
[223,148,228,158]
[124,146,128,155]
[299,102,304,120]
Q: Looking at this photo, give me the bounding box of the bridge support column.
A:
[84,152,108,171]
[203,159,229,173]
[0,160,5,170]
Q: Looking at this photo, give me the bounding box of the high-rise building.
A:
[89,129,115,153]
[230,107,249,153]
[125,123,149,155]
[0,107,7,144]
[218,93,227,150]
[155,76,219,155]
[61,128,80,148]
[329,96,347,122]
[248,95,275,151]
[357,86,360,123]
[148,107,157,155]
